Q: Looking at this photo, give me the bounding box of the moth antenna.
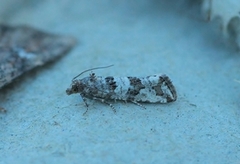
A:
[72,64,114,81]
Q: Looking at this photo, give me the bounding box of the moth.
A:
[66,65,177,113]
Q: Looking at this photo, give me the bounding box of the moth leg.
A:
[80,94,90,115]
[130,100,146,109]
[93,97,116,113]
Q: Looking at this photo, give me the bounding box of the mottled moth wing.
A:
[0,24,76,89]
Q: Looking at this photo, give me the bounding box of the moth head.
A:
[66,65,113,95]
[66,80,83,95]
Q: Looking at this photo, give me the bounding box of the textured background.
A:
[0,0,240,163]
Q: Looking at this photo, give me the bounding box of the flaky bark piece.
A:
[0,24,76,88]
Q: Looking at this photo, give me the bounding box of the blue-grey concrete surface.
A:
[0,0,240,163]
